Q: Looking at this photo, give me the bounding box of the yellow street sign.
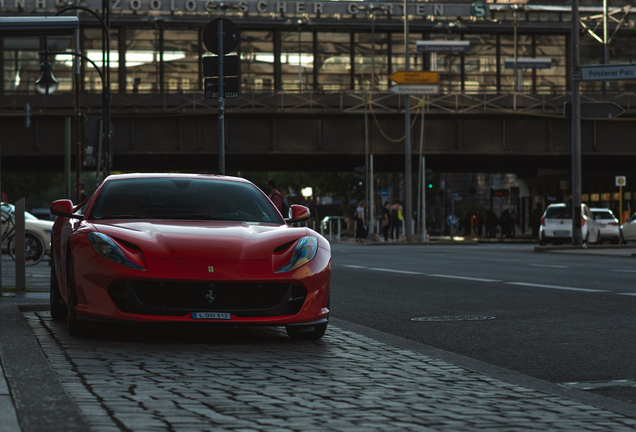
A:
[390,71,439,84]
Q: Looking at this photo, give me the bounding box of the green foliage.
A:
[1,171,97,209]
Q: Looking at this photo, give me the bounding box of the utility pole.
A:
[571,0,582,245]
[603,0,609,92]
[403,0,413,242]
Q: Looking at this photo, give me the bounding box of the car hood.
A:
[92,220,307,260]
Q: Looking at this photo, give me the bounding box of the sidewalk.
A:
[2,297,636,430]
[534,245,636,258]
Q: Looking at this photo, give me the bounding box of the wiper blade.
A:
[97,214,146,219]
[156,214,229,220]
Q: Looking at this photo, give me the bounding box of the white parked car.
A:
[591,208,620,244]
[539,203,600,245]
[619,213,636,244]
[1,202,53,258]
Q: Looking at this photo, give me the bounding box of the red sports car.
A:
[49,174,331,339]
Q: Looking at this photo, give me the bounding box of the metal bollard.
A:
[337,219,341,242]
[329,219,333,241]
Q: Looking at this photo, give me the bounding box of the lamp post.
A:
[403,0,413,242]
[53,5,111,198]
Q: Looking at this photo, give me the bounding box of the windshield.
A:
[592,210,616,220]
[545,207,571,219]
[89,178,284,224]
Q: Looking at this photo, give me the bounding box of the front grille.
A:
[108,281,306,317]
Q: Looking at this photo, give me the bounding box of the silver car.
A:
[539,203,600,245]
[591,208,620,244]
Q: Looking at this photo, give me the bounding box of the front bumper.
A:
[72,247,331,325]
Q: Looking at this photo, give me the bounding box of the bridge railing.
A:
[1,91,635,116]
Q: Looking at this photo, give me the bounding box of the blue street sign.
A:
[381,189,389,198]
[446,214,458,227]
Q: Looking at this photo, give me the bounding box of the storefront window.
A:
[82,28,120,93]
[281,30,313,91]
[464,34,497,93]
[126,29,160,93]
[163,30,199,93]
[354,31,389,91]
[535,35,566,93]
[239,31,274,92]
[316,32,350,91]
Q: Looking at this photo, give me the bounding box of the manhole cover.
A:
[411,315,495,322]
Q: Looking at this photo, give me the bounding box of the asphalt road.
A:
[329,243,636,405]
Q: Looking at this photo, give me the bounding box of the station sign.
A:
[504,58,551,69]
[0,1,485,17]
[580,64,636,81]
[390,71,439,84]
[416,41,470,54]
[390,84,439,95]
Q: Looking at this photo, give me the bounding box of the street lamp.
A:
[35,61,59,94]
[53,5,111,197]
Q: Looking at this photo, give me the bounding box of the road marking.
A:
[616,293,636,296]
[428,274,502,283]
[368,268,424,275]
[610,269,636,273]
[504,282,608,293]
[342,265,367,269]
[528,264,569,269]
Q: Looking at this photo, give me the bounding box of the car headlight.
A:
[275,236,318,273]
[87,232,145,271]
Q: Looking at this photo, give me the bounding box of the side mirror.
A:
[286,204,310,223]
[50,199,80,218]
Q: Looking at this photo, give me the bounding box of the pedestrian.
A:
[73,182,89,203]
[354,200,367,242]
[389,198,403,241]
[266,179,288,217]
[381,201,391,242]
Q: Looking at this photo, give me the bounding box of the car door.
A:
[623,214,636,240]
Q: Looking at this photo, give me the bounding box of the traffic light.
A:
[425,169,433,189]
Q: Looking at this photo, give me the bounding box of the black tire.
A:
[66,259,91,337]
[50,257,67,321]
[620,231,626,245]
[9,232,46,266]
[596,231,601,244]
[286,322,328,340]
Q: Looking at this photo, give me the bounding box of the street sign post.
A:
[563,102,624,119]
[389,71,438,84]
[616,176,626,222]
[202,17,240,175]
[580,64,636,81]
[390,84,438,95]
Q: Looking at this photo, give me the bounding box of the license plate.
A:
[553,230,570,237]
[192,312,231,320]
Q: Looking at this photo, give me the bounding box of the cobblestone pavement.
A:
[23,312,636,432]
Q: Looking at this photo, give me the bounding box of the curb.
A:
[534,245,636,253]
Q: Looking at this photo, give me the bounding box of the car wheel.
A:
[66,259,91,337]
[9,232,45,266]
[596,231,601,244]
[620,231,626,245]
[286,322,328,340]
[49,257,67,321]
